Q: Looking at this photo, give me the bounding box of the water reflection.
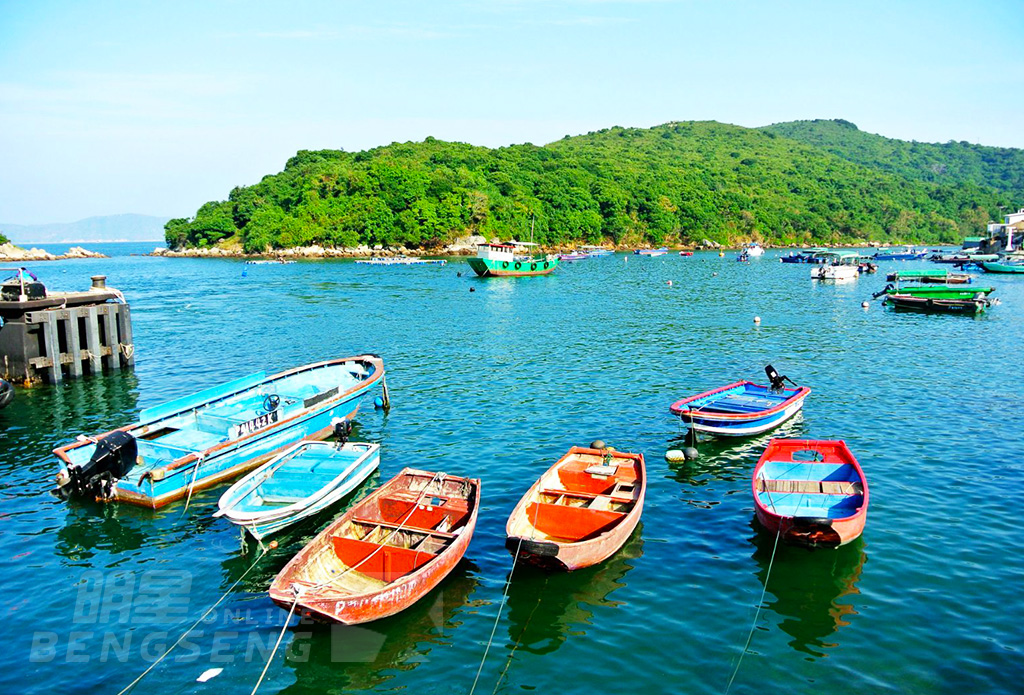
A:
[501,529,643,658]
[278,562,480,694]
[749,526,866,657]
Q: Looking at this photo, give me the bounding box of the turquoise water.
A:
[3,246,1022,694]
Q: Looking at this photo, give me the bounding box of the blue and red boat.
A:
[669,366,810,437]
[54,355,386,508]
[752,438,868,548]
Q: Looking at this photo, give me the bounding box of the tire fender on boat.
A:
[530,262,537,271]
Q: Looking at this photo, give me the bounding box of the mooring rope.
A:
[116,544,271,694]
[469,537,522,695]
[180,454,204,515]
[249,594,300,695]
[491,574,547,694]
[724,477,782,694]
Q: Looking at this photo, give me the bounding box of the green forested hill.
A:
[166,121,1008,252]
[762,119,1024,203]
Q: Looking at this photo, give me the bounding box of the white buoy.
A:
[667,280,673,286]
[862,301,870,308]
[754,316,761,324]
[712,272,718,277]
[665,449,686,463]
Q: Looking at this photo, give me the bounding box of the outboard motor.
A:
[332,418,352,447]
[0,379,13,410]
[764,364,796,393]
[56,431,137,501]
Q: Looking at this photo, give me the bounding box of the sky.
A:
[1,0,1022,224]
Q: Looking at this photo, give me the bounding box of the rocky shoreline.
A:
[0,243,107,262]
[150,236,886,259]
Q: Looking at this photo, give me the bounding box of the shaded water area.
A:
[2,243,1022,694]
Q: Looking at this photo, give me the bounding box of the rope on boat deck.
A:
[115,543,271,695]
[724,477,782,695]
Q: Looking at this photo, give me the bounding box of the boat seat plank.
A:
[540,487,635,504]
[527,501,625,542]
[758,479,862,495]
[331,536,435,583]
[349,516,458,540]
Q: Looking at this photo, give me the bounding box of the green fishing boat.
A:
[882,285,994,299]
[467,241,559,277]
[980,260,1024,274]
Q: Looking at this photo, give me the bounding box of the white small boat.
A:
[215,438,380,539]
[811,252,860,280]
[744,242,765,257]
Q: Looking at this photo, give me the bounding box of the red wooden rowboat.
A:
[505,446,645,571]
[752,439,868,548]
[268,468,480,624]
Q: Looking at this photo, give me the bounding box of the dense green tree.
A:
[167,120,1019,251]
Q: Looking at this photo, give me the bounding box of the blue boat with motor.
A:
[53,355,386,508]
[215,420,381,540]
[669,365,810,437]
[872,246,928,261]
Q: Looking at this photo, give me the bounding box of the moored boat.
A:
[581,245,613,257]
[215,429,381,540]
[634,247,668,256]
[752,438,868,548]
[557,251,589,262]
[678,251,694,257]
[884,293,993,314]
[886,269,971,284]
[53,355,386,508]
[356,256,446,266]
[505,446,645,571]
[981,258,1024,274]
[743,242,765,257]
[811,252,860,280]
[873,246,928,261]
[669,366,810,437]
[781,247,829,264]
[268,468,479,624]
[877,284,994,299]
[467,241,558,277]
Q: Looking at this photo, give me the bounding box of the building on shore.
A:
[981,208,1024,253]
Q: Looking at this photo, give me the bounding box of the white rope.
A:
[250,593,300,695]
[116,544,271,694]
[180,455,204,515]
[469,537,522,695]
[725,479,782,694]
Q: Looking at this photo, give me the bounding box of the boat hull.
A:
[467,257,558,277]
[54,355,385,508]
[269,469,479,624]
[505,447,645,571]
[752,438,868,548]
[885,294,990,314]
[670,381,810,437]
[981,262,1024,274]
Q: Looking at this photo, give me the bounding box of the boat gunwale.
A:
[751,438,869,526]
[216,440,381,524]
[505,446,646,564]
[52,354,385,474]
[269,467,480,609]
[669,380,811,421]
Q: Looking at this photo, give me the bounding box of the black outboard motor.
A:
[765,364,797,393]
[57,431,137,501]
[332,418,352,446]
[0,379,13,410]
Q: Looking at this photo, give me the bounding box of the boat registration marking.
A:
[232,410,280,439]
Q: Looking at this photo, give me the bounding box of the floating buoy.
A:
[667,280,673,286]
[712,272,718,277]
[862,301,870,308]
[754,316,761,324]
[665,449,686,463]
[374,395,385,409]
[719,252,725,257]
[457,272,462,277]
[590,439,606,449]
[268,540,278,550]
[683,446,699,460]
[469,287,475,292]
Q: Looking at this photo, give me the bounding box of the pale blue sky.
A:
[1,0,1021,224]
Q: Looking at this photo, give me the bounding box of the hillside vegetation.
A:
[166,121,1010,252]
[762,119,1024,204]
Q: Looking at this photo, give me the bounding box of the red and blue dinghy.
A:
[53,355,385,508]
[752,439,868,548]
[669,365,810,437]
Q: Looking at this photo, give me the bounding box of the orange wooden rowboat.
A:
[268,468,480,624]
[505,446,645,571]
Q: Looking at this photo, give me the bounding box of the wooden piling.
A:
[85,306,103,373]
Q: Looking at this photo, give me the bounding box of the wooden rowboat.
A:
[884,293,992,314]
[268,468,480,624]
[752,439,868,548]
[670,367,810,437]
[505,446,645,571]
[215,438,381,540]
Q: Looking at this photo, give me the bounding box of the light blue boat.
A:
[215,439,381,540]
[53,355,386,509]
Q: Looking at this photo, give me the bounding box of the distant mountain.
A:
[761,119,1024,204]
[0,214,171,244]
